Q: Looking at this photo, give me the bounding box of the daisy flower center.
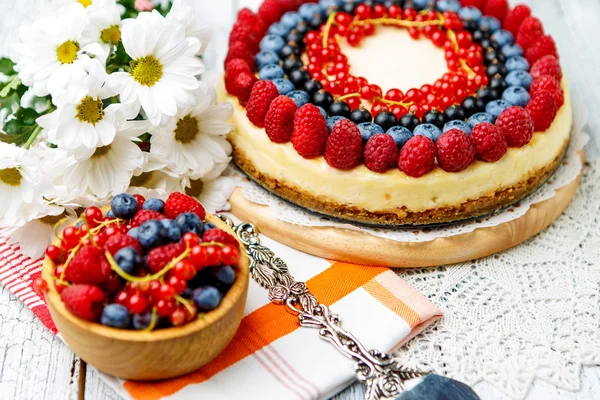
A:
[92,145,111,158]
[101,25,121,44]
[130,56,163,87]
[0,167,22,187]
[130,172,152,187]
[40,212,66,226]
[174,115,199,144]
[76,96,104,125]
[185,179,204,197]
[78,0,92,7]
[57,40,80,64]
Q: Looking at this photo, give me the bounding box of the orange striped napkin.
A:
[97,235,441,400]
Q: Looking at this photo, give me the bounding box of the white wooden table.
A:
[1,0,600,399]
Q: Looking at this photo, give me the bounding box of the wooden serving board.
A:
[229,151,584,268]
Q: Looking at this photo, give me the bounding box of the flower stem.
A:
[24,125,42,149]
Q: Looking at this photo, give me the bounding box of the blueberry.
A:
[111,193,138,220]
[491,30,514,47]
[467,112,495,129]
[413,0,434,10]
[319,0,342,11]
[215,266,236,286]
[127,227,141,241]
[358,122,384,142]
[502,43,524,58]
[479,16,501,33]
[506,70,533,90]
[138,220,166,249]
[486,99,512,119]
[502,86,531,107]
[272,78,295,95]
[287,90,310,107]
[260,35,286,53]
[317,106,327,119]
[444,120,472,135]
[161,219,183,243]
[386,126,413,148]
[176,212,203,235]
[142,198,165,213]
[114,247,142,275]
[192,286,223,311]
[255,51,279,70]
[281,12,302,30]
[132,311,153,330]
[299,3,321,20]
[505,56,530,72]
[413,124,443,142]
[436,0,460,12]
[268,22,289,37]
[259,64,285,81]
[105,209,115,218]
[203,222,216,231]
[326,116,348,132]
[101,304,131,329]
[181,288,194,299]
[458,6,482,22]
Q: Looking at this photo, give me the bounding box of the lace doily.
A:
[229,94,589,243]
[394,160,600,398]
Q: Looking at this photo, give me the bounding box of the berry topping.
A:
[526,91,558,131]
[530,75,564,107]
[193,286,223,311]
[225,41,255,71]
[495,106,534,147]
[203,228,239,247]
[104,233,143,255]
[146,242,186,274]
[246,80,280,128]
[470,122,508,162]
[111,193,138,220]
[525,35,558,65]
[504,5,532,36]
[398,135,437,178]
[436,129,476,172]
[164,192,206,220]
[325,119,363,170]
[61,284,106,322]
[484,0,509,24]
[142,198,165,213]
[530,55,562,82]
[358,122,384,142]
[502,86,531,107]
[265,95,298,143]
[364,134,399,173]
[132,209,165,228]
[233,73,258,107]
[65,245,112,284]
[516,16,544,50]
[114,247,142,275]
[386,126,413,148]
[461,0,486,11]
[175,212,203,235]
[413,124,443,142]
[101,304,131,328]
[291,104,328,159]
[225,58,251,95]
[137,220,167,250]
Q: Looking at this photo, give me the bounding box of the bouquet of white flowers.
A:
[0,0,234,258]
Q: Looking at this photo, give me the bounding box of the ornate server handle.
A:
[218,216,429,400]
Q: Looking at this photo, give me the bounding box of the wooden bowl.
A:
[41,214,249,381]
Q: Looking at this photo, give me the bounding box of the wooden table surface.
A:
[1,0,599,399]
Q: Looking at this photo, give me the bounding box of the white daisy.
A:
[106,10,205,126]
[37,60,118,160]
[81,0,123,63]
[127,152,181,199]
[52,0,110,11]
[150,82,233,176]
[62,120,148,198]
[167,0,211,55]
[0,143,47,227]
[14,6,104,97]
[180,162,236,213]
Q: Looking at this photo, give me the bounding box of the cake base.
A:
[229,150,583,268]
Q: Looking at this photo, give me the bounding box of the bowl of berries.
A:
[40,192,249,381]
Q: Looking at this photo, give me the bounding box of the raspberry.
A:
[225,58,251,95]
[364,134,399,173]
[164,192,206,220]
[246,80,280,128]
[484,0,509,23]
[460,0,486,11]
[516,16,544,50]
[132,209,165,228]
[504,5,531,36]
[526,91,558,132]
[233,72,258,106]
[237,8,266,36]
[203,228,239,247]
[495,106,534,147]
[229,23,259,54]
[264,96,298,143]
[224,41,255,71]
[530,75,564,107]
[291,104,328,159]
[324,119,363,170]
[61,284,106,322]
[258,0,284,26]
[470,123,508,162]
[436,129,476,173]
[398,135,437,178]
[531,55,562,82]
[525,34,558,65]
[65,245,112,284]
[146,242,186,274]
[104,233,142,255]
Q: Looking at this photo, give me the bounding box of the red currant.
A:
[385,88,404,101]
[102,274,123,294]
[205,246,222,266]
[167,276,187,294]
[62,227,80,249]
[363,23,375,36]
[182,232,200,248]
[53,265,64,279]
[373,4,385,18]
[221,245,240,265]
[46,245,63,263]
[156,299,176,317]
[54,280,67,294]
[335,12,353,27]
[170,308,186,326]
[388,5,401,19]
[115,290,129,306]
[355,4,371,20]
[157,283,175,300]
[128,294,149,314]
[84,207,103,228]
[174,260,196,280]
[33,278,47,295]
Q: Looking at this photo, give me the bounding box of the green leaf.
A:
[0,76,21,97]
[16,108,39,126]
[3,119,21,135]
[0,58,15,75]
